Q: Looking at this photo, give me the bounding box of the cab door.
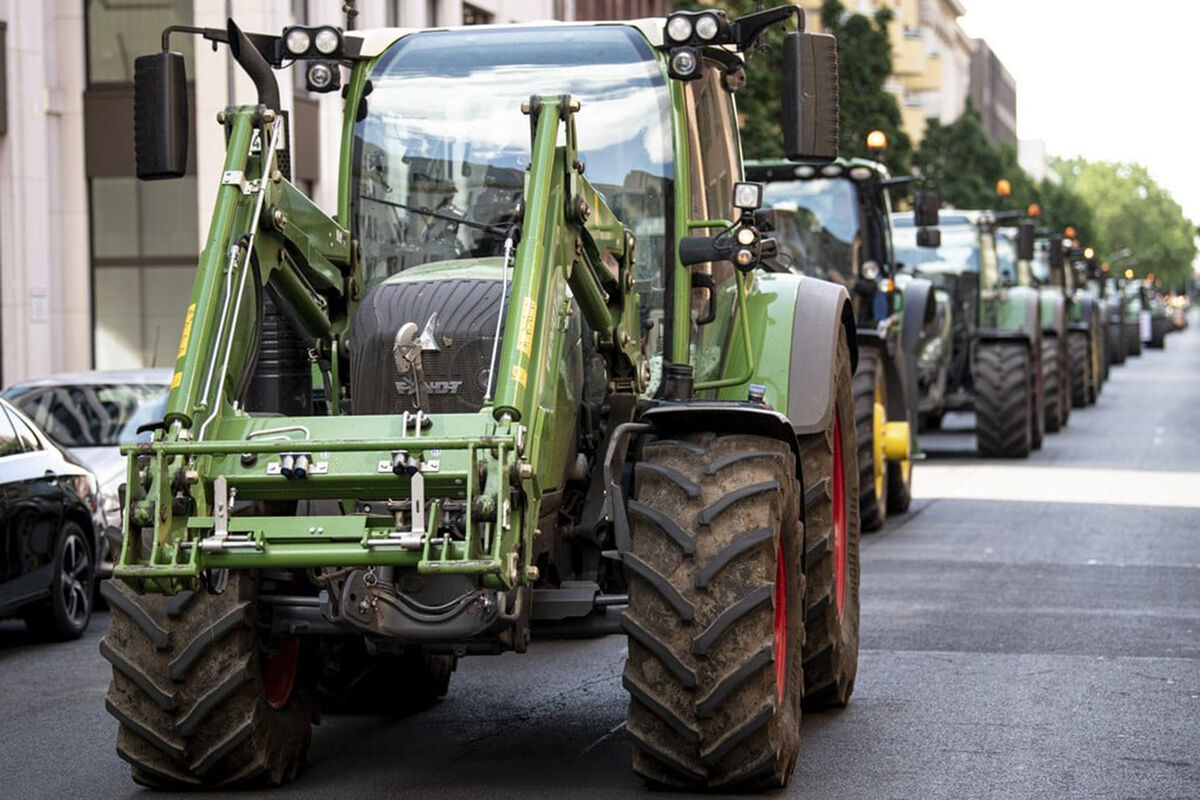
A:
[680,59,742,386]
[0,406,61,612]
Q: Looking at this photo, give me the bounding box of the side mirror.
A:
[916,228,941,248]
[133,51,188,180]
[914,189,940,227]
[781,31,839,162]
[1017,221,1035,261]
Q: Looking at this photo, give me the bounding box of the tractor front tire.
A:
[1041,335,1065,433]
[975,342,1033,458]
[852,349,887,532]
[799,332,861,709]
[623,432,804,790]
[101,573,314,789]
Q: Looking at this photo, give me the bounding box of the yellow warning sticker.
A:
[176,303,197,359]
[517,297,537,356]
[511,364,527,387]
[170,372,182,389]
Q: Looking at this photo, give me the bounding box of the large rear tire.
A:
[1041,335,1065,433]
[1125,321,1142,357]
[101,573,314,789]
[852,349,886,532]
[623,433,804,790]
[799,333,861,709]
[1149,316,1167,349]
[1107,322,1125,365]
[975,342,1032,458]
[1069,331,1090,408]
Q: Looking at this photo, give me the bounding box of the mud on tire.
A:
[799,333,861,709]
[622,433,804,790]
[975,341,1032,458]
[101,573,314,789]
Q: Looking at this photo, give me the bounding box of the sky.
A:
[958,0,1200,224]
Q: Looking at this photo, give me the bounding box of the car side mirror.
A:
[1017,221,1035,261]
[133,50,189,180]
[914,189,940,227]
[781,31,839,162]
[916,228,941,248]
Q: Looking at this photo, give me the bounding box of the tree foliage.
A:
[910,104,1031,210]
[1055,158,1197,289]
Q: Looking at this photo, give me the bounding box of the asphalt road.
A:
[3,322,1198,800]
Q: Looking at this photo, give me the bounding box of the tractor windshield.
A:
[893,221,980,275]
[352,25,674,293]
[762,179,860,281]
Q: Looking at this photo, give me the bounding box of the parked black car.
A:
[0,397,103,639]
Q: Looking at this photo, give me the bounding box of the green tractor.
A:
[745,155,938,531]
[100,7,863,791]
[1017,226,1071,432]
[892,210,1046,457]
[1102,273,1130,365]
[1023,231,1105,410]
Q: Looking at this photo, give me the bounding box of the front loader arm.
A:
[123,106,355,591]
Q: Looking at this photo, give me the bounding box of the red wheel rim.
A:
[832,407,848,621]
[773,538,787,705]
[263,639,300,709]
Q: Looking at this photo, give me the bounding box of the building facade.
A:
[969,37,1016,148]
[0,0,667,387]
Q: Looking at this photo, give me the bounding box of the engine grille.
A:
[350,278,505,415]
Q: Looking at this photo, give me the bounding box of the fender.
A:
[1039,289,1067,339]
[787,276,858,435]
[899,277,936,355]
[857,331,908,424]
[1069,293,1097,332]
[985,285,1040,342]
[895,276,934,431]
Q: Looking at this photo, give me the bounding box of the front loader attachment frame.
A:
[116,95,641,595]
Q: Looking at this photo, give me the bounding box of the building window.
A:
[90,177,198,369]
[386,0,401,26]
[427,0,439,26]
[85,1,197,369]
[86,0,195,84]
[462,3,494,25]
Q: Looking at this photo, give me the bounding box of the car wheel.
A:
[23,521,94,639]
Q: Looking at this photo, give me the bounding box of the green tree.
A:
[913,105,1013,209]
[1058,159,1197,287]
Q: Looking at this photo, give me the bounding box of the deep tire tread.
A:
[975,342,1033,458]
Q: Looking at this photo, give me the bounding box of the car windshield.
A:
[352,25,674,295]
[762,178,860,280]
[11,383,167,448]
[894,221,980,274]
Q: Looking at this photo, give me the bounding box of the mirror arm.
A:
[731,5,802,51]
